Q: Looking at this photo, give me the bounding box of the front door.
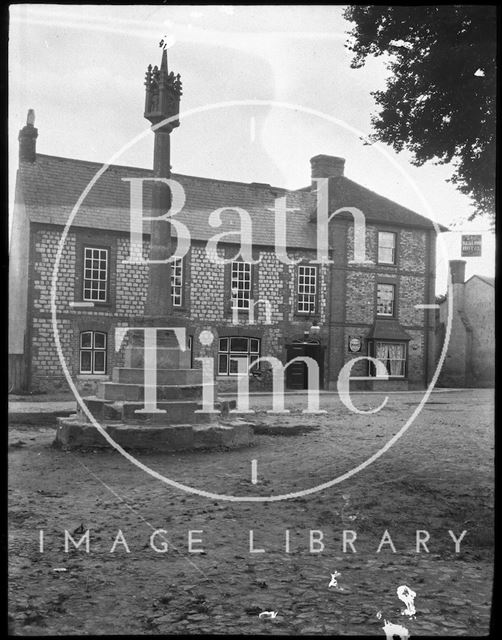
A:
[285,343,324,390]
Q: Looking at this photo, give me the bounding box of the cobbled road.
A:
[9,389,493,635]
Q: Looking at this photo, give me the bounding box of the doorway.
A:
[285,342,324,390]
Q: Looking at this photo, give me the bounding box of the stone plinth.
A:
[122,328,192,368]
[54,417,254,452]
[54,344,254,451]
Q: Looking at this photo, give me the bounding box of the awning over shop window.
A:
[365,319,411,341]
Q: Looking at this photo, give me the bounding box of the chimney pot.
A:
[18,109,38,163]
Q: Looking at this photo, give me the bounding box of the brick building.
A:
[435,261,494,387]
[9,111,442,395]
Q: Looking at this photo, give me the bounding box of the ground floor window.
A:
[80,331,107,374]
[368,341,407,377]
[218,337,260,375]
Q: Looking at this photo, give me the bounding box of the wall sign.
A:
[348,336,362,352]
[461,234,482,257]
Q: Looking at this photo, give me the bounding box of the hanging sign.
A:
[461,235,482,257]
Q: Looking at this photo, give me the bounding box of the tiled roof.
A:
[324,177,448,231]
[18,153,443,249]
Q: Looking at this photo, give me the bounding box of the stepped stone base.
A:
[62,338,255,452]
[78,396,236,424]
[54,416,255,452]
[112,368,202,385]
[98,381,203,402]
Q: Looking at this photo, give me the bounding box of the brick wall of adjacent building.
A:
[436,272,494,388]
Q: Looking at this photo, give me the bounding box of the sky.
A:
[9,4,495,293]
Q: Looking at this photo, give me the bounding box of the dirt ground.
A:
[8,389,494,636]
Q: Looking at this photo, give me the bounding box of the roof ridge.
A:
[466,274,495,287]
[31,154,291,192]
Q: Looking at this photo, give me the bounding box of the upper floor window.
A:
[218,336,260,375]
[378,232,397,265]
[297,265,317,314]
[377,283,395,316]
[171,257,183,307]
[83,247,108,302]
[80,331,107,374]
[231,261,252,310]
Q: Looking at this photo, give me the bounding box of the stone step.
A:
[120,400,226,425]
[76,396,237,426]
[98,381,203,402]
[54,416,255,452]
[112,367,202,385]
[78,397,122,422]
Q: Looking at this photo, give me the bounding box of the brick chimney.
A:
[310,154,345,181]
[449,260,466,311]
[309,154,345,220]
[18,109,38,163]
[449,260,466,285]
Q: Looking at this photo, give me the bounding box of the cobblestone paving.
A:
[8,389,493,635]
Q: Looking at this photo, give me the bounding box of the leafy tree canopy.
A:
[343,5,496,220]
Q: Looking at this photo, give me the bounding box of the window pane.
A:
[378,232,396,263]
[230,337,248,352]
[379,247,394,263]
[229,356,248,375]
[93,351,106,374]
[249,354,260,371]
[388,343,405,375]
[94,332,106,349]
[80,351,92,373]
[250,339,260,353]
[218,354,228,375]
[377,284,395,315]
[219,338,228,352]
[80,332,92,348]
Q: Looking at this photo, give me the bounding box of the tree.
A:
[343,5,496,220]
